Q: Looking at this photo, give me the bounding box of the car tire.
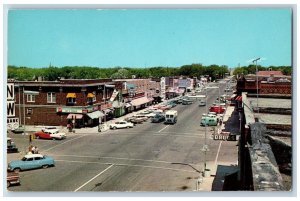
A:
[52,138,56,141]
[13,168,21,173]
[36,136,39,139]
[113,127,117,130]
[42,165,49,169]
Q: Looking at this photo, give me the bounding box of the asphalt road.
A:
[7,82,229,192]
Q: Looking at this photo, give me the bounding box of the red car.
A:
[209,106,225,114]
[34,130,66,140]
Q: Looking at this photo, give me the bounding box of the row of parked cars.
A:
[200,97,227,126]
[109,99,181,129]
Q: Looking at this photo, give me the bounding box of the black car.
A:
[151,114,165,123]
[7,138,18,153]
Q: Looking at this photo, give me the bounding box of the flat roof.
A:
[258,113,291,125]
[248,97,291,109]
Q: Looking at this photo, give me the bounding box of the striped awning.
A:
[67,114,83,119]
[66,93,76,98]
[235,96,242,101]
[87,93,95,98]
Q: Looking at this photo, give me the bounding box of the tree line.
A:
[232,65,292,76]
[7,64,228,81]
[7,64,291,81]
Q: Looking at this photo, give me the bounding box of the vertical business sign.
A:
[7,82,19,130]
[160,77,166,100]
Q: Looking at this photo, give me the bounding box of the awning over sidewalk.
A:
[131,97,149,106]
[67,114,83,119]
[86,111,104,119]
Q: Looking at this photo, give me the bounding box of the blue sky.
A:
[8,9,292,68]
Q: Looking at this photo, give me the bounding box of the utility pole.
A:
[253,58,260,114]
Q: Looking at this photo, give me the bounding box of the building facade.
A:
[13,79,122,127]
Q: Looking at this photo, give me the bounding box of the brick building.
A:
[13,79,122,127]
[236,71,291,95]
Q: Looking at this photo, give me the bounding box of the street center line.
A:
[158,125,169,133]
[74,164,114,192]
[214,141,223,166]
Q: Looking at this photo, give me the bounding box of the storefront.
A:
[86,110,105,127]
[131,96,150,110]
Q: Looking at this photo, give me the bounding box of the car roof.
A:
[24,154,44,158]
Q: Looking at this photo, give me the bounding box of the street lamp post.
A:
[253,57,260,114]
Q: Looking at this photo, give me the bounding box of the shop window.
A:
[67,98,76,104]
[47,92,56,103]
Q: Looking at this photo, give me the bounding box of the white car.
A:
[42,126,59,133]
[49,131,67,140]
[110,121,134,129]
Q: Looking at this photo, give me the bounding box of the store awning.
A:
[67,113,83,119]
[235,96,242,101]
[86,111,104,119]
[87,93,95,98]
[66,93,76,98]
[131,97,149,106]
[24,90,39,95]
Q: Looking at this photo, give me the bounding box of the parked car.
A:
[7,171,20,187]
[200,116,218,126]
[132,114,148,121]
[182,99,193,105]
[124,117,144,124]
[209,106,225,114]
[110,121,134,129]
[7,154,55,172]
[34,130,66,140]
[11,125,25,134]
[7,137,18,153]
[151,114,165,123]
[167,101,177,108]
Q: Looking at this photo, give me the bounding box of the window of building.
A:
[27,94,35,102]
[27,108,33,115]
[67,98,76,104]
[47,92,56,103]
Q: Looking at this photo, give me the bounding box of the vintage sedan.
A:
[7,154,55,172]
[110,121,134,129]
[7,171,20,187]
[124,117,144,124]
[34,130,66,140]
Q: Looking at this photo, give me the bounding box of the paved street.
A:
[7,82,238,192]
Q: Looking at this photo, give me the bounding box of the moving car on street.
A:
[7,154,55,172]
[34,130,66,140]
[164,110,178,124]
[151,114,165,123]
[110,121,134,129]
